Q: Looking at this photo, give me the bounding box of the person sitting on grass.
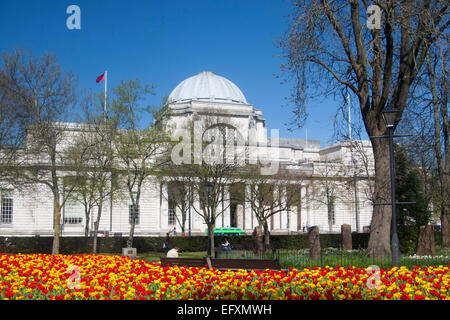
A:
[221,239,232,251]
[166,247,179,258]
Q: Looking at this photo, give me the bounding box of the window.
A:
[129,204,140,225]
[168,195,177,225]
[1,191,13,224]
[63,200,83,225]
[168,208,176,226]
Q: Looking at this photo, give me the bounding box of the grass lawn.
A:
[137,247,450,269]
[139,251,207,262]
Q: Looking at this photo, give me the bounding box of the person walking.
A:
[163,232,170,254]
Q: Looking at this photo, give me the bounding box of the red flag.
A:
[96,72,105,83]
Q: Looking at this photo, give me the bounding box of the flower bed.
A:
[0,253,448,300]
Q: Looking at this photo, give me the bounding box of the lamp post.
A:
[188,185,192,237]
[382,108,400,267]
[205,181,213,258]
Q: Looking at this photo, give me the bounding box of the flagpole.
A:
[104,70,107,117]
[347,92,359,232]
[347,93,351,140]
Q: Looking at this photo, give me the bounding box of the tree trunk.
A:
[441,173,450,249]
[263,220,270,246]
[417,225,435,256]
[442,211,450,249]
[93,230,98,254]
[93,202,103,254]
[127,220,135,249]
[207,223,215,258]
[52,196,62,255]
[367,137,393,259]
[252,225,264,255]
[84,206,91,237]
[127,195,140,248]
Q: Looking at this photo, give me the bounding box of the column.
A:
[279,186,288,230]
[237,204,244,229]
[222,185,230,228]
[192,189,203,232]
[272,186,281,230]
[301,185,308,231]
[244,184,253,231]
[288,206,297,232]
[160,183,168,231]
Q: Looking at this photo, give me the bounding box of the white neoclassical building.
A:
[0,71,374,237]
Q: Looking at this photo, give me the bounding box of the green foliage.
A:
[0,234,371,254]
[394,144,431,254]
[1,232,443,256]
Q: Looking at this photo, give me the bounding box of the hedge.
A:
[0,233,370,254]
[0,232,441,255]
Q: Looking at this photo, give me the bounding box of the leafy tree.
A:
[399,39,449,249]
[394,144,431,254]
[109,79,172,248]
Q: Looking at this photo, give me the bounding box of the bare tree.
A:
[110,79,172,248]
[278,0,448,258]
[242,164,306,246]
[399,38,449,249]
[163,109,247,257]
[68,95,122,253]
[164,181,193,235]
[309,158,355,232]
[0,48,78,254]
[0,81,27,186]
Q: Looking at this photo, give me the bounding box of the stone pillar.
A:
[244,184,253,230]
[237,204,244,228]
[300,186,307,232]
[296,187,302,232]
[215,188,224,228]
[417,225,435,256]
[279,187,288,230]
[308,226,321,261]
[192,189,202,232]
[272,186,281,230]
[252,225,264,255]
[160,183,169,230]
[341,224,352,251]
[222,186,230,228]
[288,206,297,232]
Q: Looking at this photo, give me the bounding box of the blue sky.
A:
[0,0,364,146]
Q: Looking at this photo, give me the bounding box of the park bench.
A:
[159,257,208,268]
[159,257,280,271]
[215,243,277,258]
[209,258,280,271]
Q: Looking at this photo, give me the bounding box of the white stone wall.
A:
[0,120,374,237]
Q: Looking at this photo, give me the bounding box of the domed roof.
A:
[168,71,247,104]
